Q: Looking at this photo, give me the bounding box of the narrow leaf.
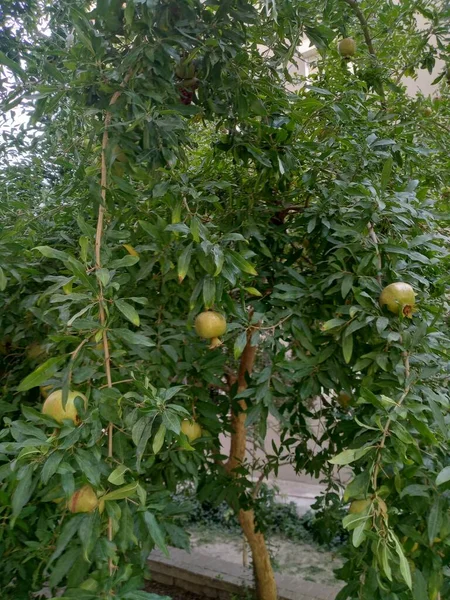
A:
[115,299,140,326]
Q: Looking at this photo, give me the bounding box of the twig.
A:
[342,0,376,56]
[372,352,411,489]
[99,378,133,390]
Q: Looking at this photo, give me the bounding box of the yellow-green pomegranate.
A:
[68,485,98,513]
[349,499,371,514]
[338,37,356,58]
[42,389,87,424]
[181,419,202,442]
[195,311,227,349]
[379,282,415,317]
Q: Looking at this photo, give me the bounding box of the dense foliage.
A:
[1,1,450,600]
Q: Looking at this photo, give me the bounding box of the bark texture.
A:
[225,325,278,600]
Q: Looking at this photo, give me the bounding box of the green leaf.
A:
[0,266,7,291]
[244,287,262,297]
[427,498,442,545]
[412,570,428,600]
[228,250,258,276]
[108,465,129,486]
[329,446,373,466]
[0,50,26,78]
[152,423,166,454]
[113,328,155,347]
[436,466,450,486]
[342,333,353,364]
[12,464,35,518]
[115,299,140,326]
[381,156,393,192]
[392,533,412,589]
[34,245,70,261]
[109,255,140,269]
[162,410,181,434]
[177,243,193,283]
[143,511,169,557]
[234,331,248,359]
[17,357,65,391]
[321,318,345,331]
[49,547,81,588]
[41,451,64,485]
[202,276,216,309]
[102,482,138,502]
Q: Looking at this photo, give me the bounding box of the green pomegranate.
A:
[195,311,227,349]
[42,389,87,424]
[349,499,371,514]
[337,391,353,408]
[338,37,356,58]
[181,419,202,442]
[379,282,415,317]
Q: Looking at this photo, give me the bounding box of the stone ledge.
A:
[148,548,339,600]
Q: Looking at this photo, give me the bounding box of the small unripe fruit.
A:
[337,391,352,408]
[176,61,196,80]
[422,106,433,117]
[379,282,415,317]
[349,499,371,514]
[338,38,356,58]
[26,342,46,360]
[42,389,88,424]
[195,311,227,349]
[68,485,98,513]
[181,419,202,442]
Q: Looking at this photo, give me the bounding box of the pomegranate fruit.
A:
[349,499,371,514]
[379,282,415,317]
[195,311,227,349]
[181,419,202,442]
[42,389,87,424]
[338,37,356,58]
[337,391,353,408]
[68,485,98,513]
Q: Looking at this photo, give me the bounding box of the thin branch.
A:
[342,0,385,102]
[95,70,133,575]
[372,352,411,489]
[343,0,376,56]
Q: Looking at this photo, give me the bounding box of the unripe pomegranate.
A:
[176,61,196,80]
[195,311,227,349]
[379,282,415,317]
[338,37,356,58]
[181,419,202,442]
[42,389,88,424]
[349,499,371,514]
[337,391,352,408]
[68,485,98,513]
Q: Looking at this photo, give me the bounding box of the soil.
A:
[189,527,342,587]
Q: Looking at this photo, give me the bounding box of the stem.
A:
[95,72,132,577]
[342,0,376,56]
[372,352,410,489]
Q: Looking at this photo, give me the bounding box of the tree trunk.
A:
[239,508,278,600]
[225,325,278,600]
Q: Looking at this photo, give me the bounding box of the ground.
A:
[190,527,342,587]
